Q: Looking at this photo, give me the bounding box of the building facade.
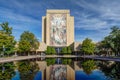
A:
[42,10,74,47]
[37,10,81,52]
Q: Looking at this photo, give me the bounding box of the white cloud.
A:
[0,7,40,24]
[74,0,120,21]
[1,0,120,42]
[75,28,111,42]
[72,0,120,32]
[75,18,108,30]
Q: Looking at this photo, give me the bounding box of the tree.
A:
[61,46,72,55]
[110,26,120,56]
[61,47,67,54]
[51,47,56,54]
[81,38,95,55]
[101,26,120,56]
[0,22,16,79]
[45,46,56,55]
[67,46,72,54]
[45,46,51,55]
[98,36,113,56]
[20,31,39,51]
[0,22,12,35]
[18,40,31,53]
[0,22,16,56]
[18,31,39,55]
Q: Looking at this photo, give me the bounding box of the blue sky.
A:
[0,0,120,42]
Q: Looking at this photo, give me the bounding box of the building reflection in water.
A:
[50,65,67,80]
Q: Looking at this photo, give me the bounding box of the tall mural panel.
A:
[50,14,67,46]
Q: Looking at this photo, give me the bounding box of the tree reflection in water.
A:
[98,61,120,80]
[0,62,15,80]
[17,61,39,80]
[81,60,120,79]
[81,60,96,74]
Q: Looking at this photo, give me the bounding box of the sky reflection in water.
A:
[75,70,109,80]
[12,70,109,80]
[12,71,42,80]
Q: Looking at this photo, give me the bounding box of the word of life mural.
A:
[50,14,67,46]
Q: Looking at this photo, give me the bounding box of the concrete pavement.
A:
[0,55,120,63]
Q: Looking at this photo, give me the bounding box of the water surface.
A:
[75,70,109,80]
[12,71,42,80]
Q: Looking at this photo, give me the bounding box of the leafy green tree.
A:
[94,46,100,55]
[0,22,16,56]
[0,22,12,35]
[81,38,95,55]
[18,31,39,55]
[67,46,72,54]
[94,42,107,55]
[45,46,56,55]
[45,46,51,55]
[17,61,39,80]
[98,37,112,56]
[18,40,31,53]
[0,63,15,80]
[61,47,67,54]
[101,26,120,56]
[20,31,39,51]
[110,26,120,56]
[0,22,16,80]
[61,46,72,55]
[51,47,56,54]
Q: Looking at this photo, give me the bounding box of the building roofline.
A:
[47,9,70,14]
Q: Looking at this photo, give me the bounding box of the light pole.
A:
[2,45,5,73]
[2,45,5,57]
[14,49,17,57]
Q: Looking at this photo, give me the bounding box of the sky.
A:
[0,0,120,42]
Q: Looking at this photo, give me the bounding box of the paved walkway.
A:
[0,55,120,63]
[82,55,120,62]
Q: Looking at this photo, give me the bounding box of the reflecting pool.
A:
[34,71,42,80]
[75,70,110,80]
[12,70,111,80]
[11,60,120,80]
[12,70,20,80]
[12,71,42,80]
